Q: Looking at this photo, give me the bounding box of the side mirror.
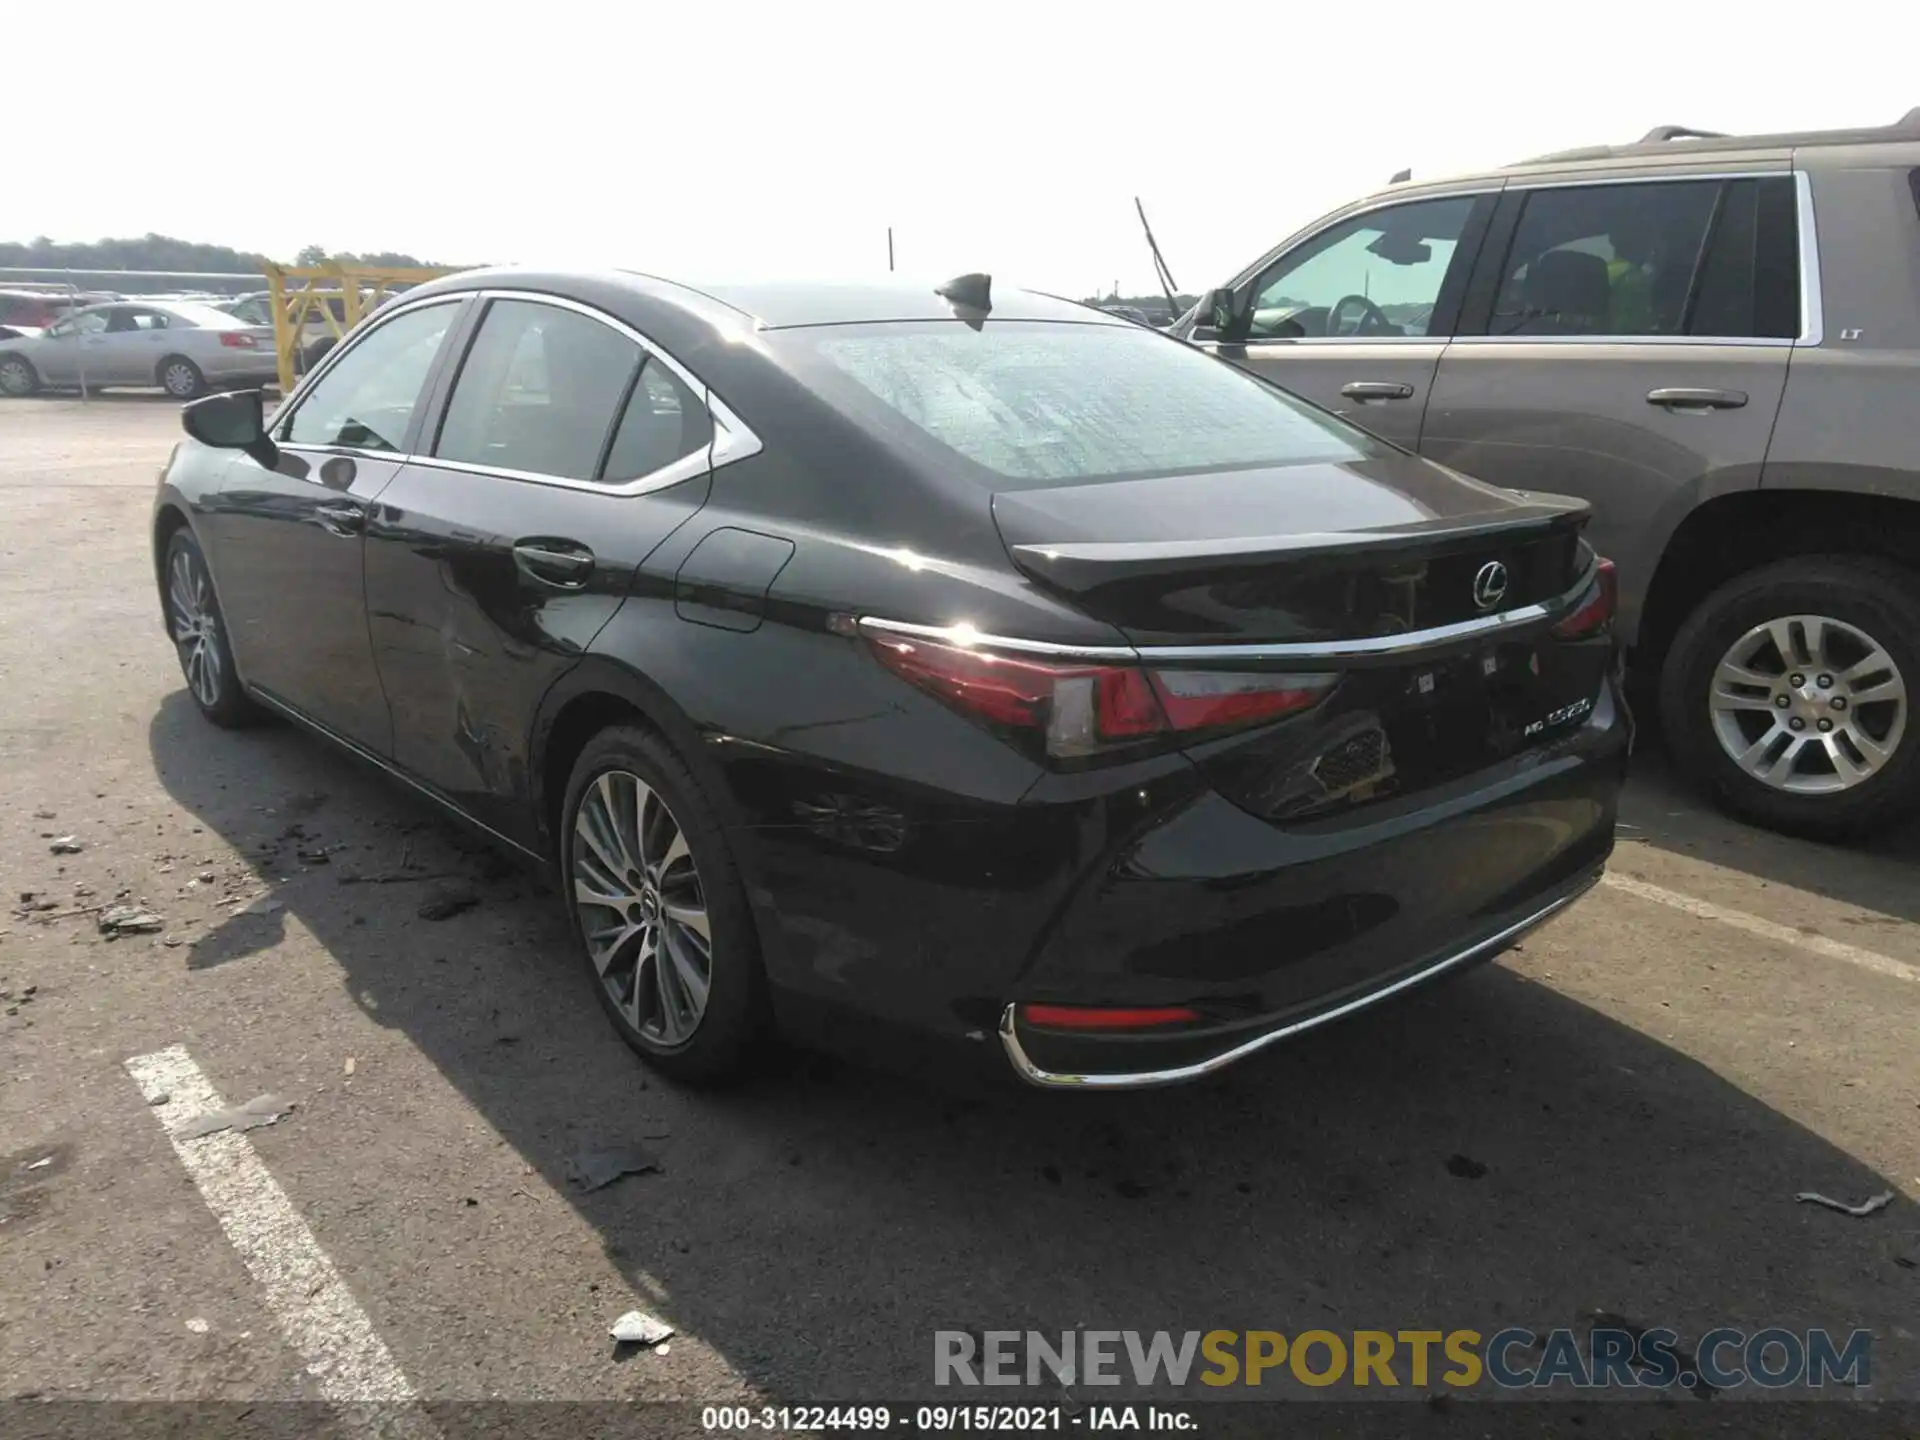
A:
[182,389,278,469]
[1194,286,1242,341]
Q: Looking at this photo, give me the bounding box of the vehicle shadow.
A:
[145,689,1919,1406]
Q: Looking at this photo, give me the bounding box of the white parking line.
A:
[126,1045,438,1437]
[1600,872,1920,986]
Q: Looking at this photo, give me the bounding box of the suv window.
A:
[1245,196,1477,340]
[1491,181,1723,337]
[435,298,642,481]
[602,361,711,482]
[282,301,458,452]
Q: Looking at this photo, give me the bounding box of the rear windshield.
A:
[771,319,1381,488]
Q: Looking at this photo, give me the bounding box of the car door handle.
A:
[512,539,595,588]
[1340,381,1416,402]
[313,502,365,536]
[1647,387,1747,410]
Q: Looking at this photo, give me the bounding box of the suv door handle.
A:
[1340,381,1416,402]
[313,501,364,536]
[512,539,595,588]
[1647,387,1747,410]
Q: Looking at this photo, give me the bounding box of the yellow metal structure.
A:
[263,263,456,392]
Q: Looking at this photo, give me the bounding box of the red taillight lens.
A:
[1020,1003,1202,1031]
[864,631,1335,760]
[219,332,258,349]
[1551,559,1616,640]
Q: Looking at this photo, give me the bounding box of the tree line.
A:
[0,234,448,293]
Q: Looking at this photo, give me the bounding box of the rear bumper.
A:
[997,677,1627,1087]
[999,864,1600,1089]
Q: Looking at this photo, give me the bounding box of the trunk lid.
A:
[990,453,1589,646]
[991,454,1610,821]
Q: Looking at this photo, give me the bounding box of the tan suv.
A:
[1174,109,1920,839]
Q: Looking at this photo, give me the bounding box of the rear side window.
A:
[602,361,711,482]
[435,298,641,481]
[776,320,1378,488]
[1490,177,1801,340]
[1492,181,1720,336]
[283,301,457,451]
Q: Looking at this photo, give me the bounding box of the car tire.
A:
[163,528,262,729]
[0,355,38,397]
[158,356,206,399]
[1660,555,1920,839]
[559,724,770,1084]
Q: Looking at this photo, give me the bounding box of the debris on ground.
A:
[234,897,284,917]
[609,1309,675,1347]
[297,848,332,865]
[185,1318,210,1334]
[418,885,480,921]
[568,1144,661,1191]
[26,1156,53,1171]
[48,837,83,854]
[343,1058,356,1077]
[197,870,217,884]
[1795,1189,1895,1218]
[98,905,165,937]
[148,1093,171,1107]
[178,1094,296,1140]
[32,809,55,820]
[1445,1154,1489,1180]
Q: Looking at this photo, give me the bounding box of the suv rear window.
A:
[774,320,1380,488]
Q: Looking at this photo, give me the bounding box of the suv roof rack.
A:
[1514,108,1920,167]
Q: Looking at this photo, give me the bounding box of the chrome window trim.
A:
[271,287,763,497]
[1503,167,1790,191]
[1460,168,1818,347]
[998,873,1599,1090]
[273,293,468,441]
[1794,169,1824,346]
[858,561,1596,667]
[1446,335,1796,349]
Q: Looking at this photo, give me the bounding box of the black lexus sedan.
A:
[153,267,1628,1089]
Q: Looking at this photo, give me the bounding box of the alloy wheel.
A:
[167,548,223,708]
[1708,613,1908,794]
[162,362,199,398]
[0,359,34,396]
[571,770,712,1046]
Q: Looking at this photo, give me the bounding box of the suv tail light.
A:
[219,332,259,349]
[863,629,1335,760]
[1551,558,1616,640]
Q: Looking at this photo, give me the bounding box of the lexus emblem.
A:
[1472,561,1510,611]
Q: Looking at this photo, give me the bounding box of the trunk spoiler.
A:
[1004,499,1588,595]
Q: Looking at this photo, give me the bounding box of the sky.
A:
[6,1,1913,297]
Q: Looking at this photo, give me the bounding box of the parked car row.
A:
[1172,109,1920,840]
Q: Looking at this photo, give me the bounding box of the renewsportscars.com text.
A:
[934,1327,1871,1391]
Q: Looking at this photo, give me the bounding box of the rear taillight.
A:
[219,332,259,349]
[864,630,1335,760]
[1551,558,1616,640]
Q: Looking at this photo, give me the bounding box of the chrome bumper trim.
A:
[998,871,1602,1090]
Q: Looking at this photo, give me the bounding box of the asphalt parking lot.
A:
[3,395,1919,1432]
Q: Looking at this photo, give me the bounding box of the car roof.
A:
[1508,107,1920,167]
[401,266,1120,332]
[648,277,1115,329]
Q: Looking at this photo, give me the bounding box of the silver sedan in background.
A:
[0,301,277,399]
